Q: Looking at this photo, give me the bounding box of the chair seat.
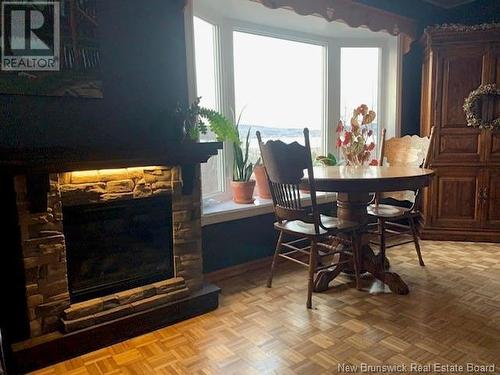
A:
[274,214,358,236]
[367,204,412,219]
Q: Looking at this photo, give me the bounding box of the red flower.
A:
[369,159,379,166]
[336,137,342,148]
[337,120,343,133]
[343,132,351,146]
[367,142,375,151]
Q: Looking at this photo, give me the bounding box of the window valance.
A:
[250,0,418,53]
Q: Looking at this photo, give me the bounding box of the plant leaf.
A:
[243,127,251,166]
[244,163,253,181]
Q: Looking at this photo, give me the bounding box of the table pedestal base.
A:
[313,192,409,295]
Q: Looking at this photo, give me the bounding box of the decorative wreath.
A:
[463,84,500,129]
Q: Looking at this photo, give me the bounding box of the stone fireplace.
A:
[13,165,207,339]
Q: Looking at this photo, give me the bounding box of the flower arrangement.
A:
[337,104,378,166]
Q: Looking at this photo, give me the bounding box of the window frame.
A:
[190,12,232,199]
[231,22,329,170]
[186,1,402,211]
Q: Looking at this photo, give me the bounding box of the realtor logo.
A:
[1,1,60,71]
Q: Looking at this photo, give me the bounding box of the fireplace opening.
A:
[63,195,174,302]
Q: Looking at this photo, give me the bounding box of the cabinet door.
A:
[435,47,486,163]
[485,46,500,163]
[483,169,500,229]
[485,130,500,163]
[431,167,482,228]
[492,45,500,124]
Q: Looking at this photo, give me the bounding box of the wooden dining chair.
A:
[257,128,362,308]
[368,127,435,266]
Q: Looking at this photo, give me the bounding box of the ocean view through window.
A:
[233,31,325,164]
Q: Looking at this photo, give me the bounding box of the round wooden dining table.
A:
[302,165,435,295]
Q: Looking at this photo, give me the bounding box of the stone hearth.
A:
[14,165,203,338]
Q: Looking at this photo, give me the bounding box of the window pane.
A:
[193,17,221,196]
[233,32,325,163]
[340,47,380,154]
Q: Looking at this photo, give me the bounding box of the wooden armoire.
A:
[420,24,500,242]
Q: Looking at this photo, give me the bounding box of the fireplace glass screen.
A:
[63,195,174,302]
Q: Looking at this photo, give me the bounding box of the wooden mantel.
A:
[0,141,222,174]
[0,141,222,211]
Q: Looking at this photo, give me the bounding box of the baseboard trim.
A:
[205,257,273,283]
[420,228,500,242]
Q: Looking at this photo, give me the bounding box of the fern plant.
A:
[176,97,239,143]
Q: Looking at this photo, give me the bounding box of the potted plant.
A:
[253,158,272,199]
[176,100,256,203]
[231,120,256,203]
[316,152,337,166]
[175,97,239,143]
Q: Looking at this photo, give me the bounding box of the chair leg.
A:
[351,232,362,290]
[307,239,317,309]
[379,219,386,283]
[408,215,425,266]
[267,231,283,288]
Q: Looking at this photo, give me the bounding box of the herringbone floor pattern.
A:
[31,241,500,374]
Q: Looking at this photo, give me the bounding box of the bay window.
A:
[189,1,401,210]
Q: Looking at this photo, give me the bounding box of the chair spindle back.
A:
[377,127,435,206]
[256,129,321,233]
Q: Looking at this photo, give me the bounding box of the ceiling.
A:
[422,0,477,8]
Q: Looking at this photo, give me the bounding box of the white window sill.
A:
[201,192,337,226]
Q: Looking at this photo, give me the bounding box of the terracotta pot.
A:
[253,165,272,199]
[231,180,256,204]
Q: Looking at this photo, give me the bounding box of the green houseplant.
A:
[177,99,256,203]
[231,114,256,204]
[175,97,239,143]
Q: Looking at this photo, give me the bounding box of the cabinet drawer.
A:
[483,169,500,229]
[431,168,482,228]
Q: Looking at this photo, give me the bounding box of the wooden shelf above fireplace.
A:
[0,141,222,210]
[0,141,222,174]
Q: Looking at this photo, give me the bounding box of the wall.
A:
[447,0,500,24]
[202,203,336,273]
[0,177,28,343]
[202,214,277,273]
[355,0,445,25]
[0,0,188,151]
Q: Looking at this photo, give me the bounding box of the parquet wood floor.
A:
[31,241,500,374]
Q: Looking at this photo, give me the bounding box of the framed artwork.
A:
[0,0,103,98]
